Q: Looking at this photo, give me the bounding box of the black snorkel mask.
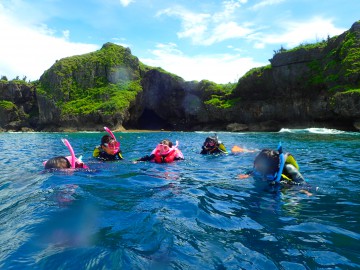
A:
[203,135,219,150]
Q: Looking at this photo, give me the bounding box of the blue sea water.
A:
[0,129,359,269]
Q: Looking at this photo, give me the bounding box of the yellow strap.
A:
[281,174,292,181]
[218,143,228,154]
[93,147,100,157]
[285,154,299,170]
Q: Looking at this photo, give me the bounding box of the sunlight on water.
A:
[0,131,359,269]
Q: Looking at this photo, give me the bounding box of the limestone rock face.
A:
[0,81,38,130]
[225,21,360,130]
[36,42,140,131]
[332,91,360,118]
[354,121,360,130]
[226,123,248,132]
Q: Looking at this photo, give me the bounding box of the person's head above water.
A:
[203,136,219,149]
[157,139,173,155]
[101,135,120,155]
[43,139,88,170]
[253,149,280,176]
[44,156,71,169]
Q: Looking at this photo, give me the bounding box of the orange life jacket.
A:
[153,149,178,163]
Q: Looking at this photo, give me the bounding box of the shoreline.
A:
[1,127,359,133]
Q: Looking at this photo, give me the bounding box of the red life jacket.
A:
[153,149,178,163]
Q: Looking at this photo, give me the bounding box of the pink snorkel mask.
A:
[104,127,120,153]
[153,140,179,155]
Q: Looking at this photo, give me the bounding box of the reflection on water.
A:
[0,131,359,269]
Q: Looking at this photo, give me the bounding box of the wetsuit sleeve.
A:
[93,147,101,158]
[137,154,155,162]
[283,163,305,183]
[200,146,207,154]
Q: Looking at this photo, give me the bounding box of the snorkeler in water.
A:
[44,139,87,169]
[239,144,305,185]
[93,127,123,161]
[137,139,184,163]
[200,135,228,155]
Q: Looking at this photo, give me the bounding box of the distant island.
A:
[1,21,359,132]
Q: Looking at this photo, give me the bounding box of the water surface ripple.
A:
[0,130,359,269]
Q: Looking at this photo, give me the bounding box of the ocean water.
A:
[0,129,359,269]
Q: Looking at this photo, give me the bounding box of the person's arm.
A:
[283,163,305,183]
[137,154,155,162]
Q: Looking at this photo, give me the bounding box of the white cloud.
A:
[157,7,211,44]
[119,0,133,7]
[0,5,98,80]
[157,2,253,46]
[62,30,70,40]
[213,0,248,23]
[204,22,253,45]
[140,43,266,84]
[251,0,286,10]
[254,42,265,49]
[250,17,347,48]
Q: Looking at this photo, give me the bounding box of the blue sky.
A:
[1,0,359,84]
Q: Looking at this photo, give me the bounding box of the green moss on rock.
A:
[0,100,16,110]
[39,42,143,120]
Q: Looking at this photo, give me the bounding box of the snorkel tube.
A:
[61,139,76,169]
[274,142,285,183]
[104,126,116,141]
[103,126,121,153]
[173,140,179,149]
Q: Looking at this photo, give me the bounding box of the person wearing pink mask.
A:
[136,139,184,163]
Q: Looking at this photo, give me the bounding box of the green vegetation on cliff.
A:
[39,42,143,118]
[340,32,360,79]
[242,65,272,79]
[61,80,142,115]
[199,80,239,109]
[0,100,16,110]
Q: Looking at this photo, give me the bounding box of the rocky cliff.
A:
[223,20,360,131]
[0,81,38,131]
[1,21,359,132]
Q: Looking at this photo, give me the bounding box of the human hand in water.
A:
[231,146,256,154]
[238,174,250,179]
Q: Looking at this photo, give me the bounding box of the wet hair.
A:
[45,156,71,169]
[253,149,280,175]
[160,139,172,148]
[101,135,113,145]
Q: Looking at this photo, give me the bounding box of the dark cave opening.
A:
[136,109,172,130]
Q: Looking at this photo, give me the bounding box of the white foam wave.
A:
[306,128,345,134]
[279,128,345,134]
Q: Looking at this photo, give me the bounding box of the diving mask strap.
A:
[275,142,285,183]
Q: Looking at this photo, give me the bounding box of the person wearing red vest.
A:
[137,139,184,163]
